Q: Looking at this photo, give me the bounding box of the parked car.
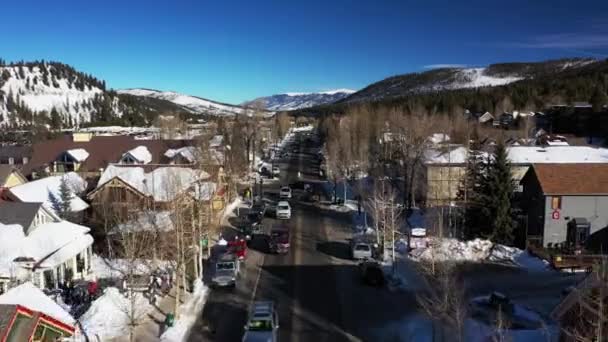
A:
[242,301,279,342]
[279,186,292,199]
[242,221,262,241]
[269,226,290,254]
[250,201,267,218]
[276,201,291,220]
[211,252,240,288]
[359,260,385,286]
[350,235,375,260]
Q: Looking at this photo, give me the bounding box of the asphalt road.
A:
[187,130,417,342]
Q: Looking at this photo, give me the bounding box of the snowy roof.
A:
[209,135,224,148]
[122,146,152,164]
[292,125,314,132]
[0,221,92,276]
[96,165,211,202]
[8,173,89,214]
[425,146,608,165]
[428,133,450,145]
[0,282,75,326]
[164,146,197,163]
[112,210,175,233]
[66,148,89,162]
[0,223,26,278]
[478,112,494,123]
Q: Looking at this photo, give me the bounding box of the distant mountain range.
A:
[247,89,356,111]
[117,88,245,116]
[0,57,603,128]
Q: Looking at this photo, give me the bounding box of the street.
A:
[187,130,417,342]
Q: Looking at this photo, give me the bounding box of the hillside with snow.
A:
[118,88,248,116]
[343,58,598,103]
[0,62,119,127]
[248,89,356,111]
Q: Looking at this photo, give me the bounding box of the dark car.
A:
[251,201,267,218]
[269,226,290,254]
[359,260,385,286]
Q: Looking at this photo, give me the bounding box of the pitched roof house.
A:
[3,172,89,217]
[0,283,76,339]
[0,166,27,190]
[88,164,215,222]
[21,134,201,178]
[521,163,608,247]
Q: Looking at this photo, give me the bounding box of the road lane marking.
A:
[249,250,265,308]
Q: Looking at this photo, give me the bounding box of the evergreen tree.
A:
[1,69,10,82]
[478,140,515,244]
[457,126,487,239]
[590,87,607,112]
[50,108,62,129]
[58,176,73,220]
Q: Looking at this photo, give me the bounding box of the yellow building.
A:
[0,166,27,189]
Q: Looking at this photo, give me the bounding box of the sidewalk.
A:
[112,197,241,342]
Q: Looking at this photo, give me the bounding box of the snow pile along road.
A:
[161,279,210,341]
[80,287,153,341]
[413,238,550,271]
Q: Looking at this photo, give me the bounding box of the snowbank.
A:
[374,312,557,342]
[413,238,550,271]
[79,287,153,341]
[160,279,210,341]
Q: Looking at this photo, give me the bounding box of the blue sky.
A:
[1,0,607,104]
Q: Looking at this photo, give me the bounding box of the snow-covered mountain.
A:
[343,58,598,103]
[118,88,246,116]
[0,62,120,127]
[248,89,356,111]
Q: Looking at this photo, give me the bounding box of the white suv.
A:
[276,201,291,220]
[242,301,279,342]
[279,186,292,199]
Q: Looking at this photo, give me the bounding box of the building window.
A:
[551,196,561,210]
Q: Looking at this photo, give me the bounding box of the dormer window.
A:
[120,146,152,165]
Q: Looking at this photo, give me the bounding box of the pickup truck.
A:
[211,252,240,288]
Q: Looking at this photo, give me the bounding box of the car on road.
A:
[359,260,385,286]
[279,186,292,199]
[250,201,267,219]
[269,226,290,254]
[242,301,279,342]
[276,201,291,220]
[351,235,375,260]
[211,252,240,288]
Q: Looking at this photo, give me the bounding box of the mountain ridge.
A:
[341,58,598,103]
[248,89,356,111]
